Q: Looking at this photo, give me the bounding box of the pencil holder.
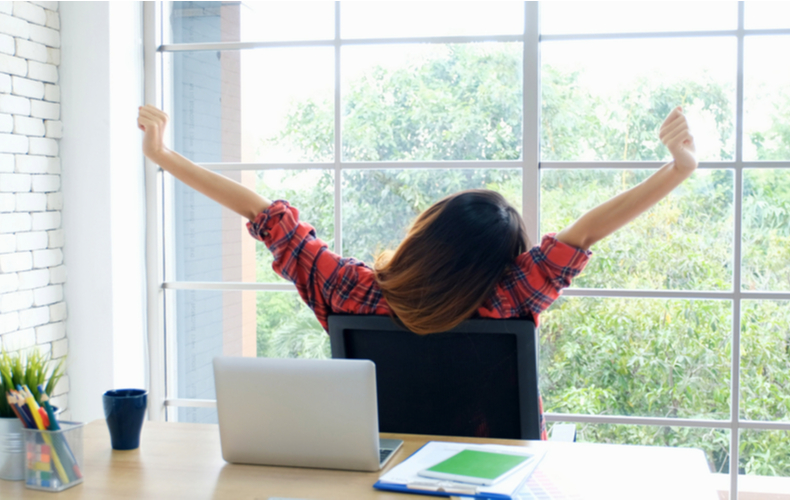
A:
[23,421,84,492]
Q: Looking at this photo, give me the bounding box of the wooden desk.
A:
[1,420,719,499]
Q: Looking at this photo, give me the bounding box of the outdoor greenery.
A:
[251,43,790,475]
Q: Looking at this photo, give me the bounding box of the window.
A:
[146,2,790,496]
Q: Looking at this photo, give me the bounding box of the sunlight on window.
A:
[560,423,730,474]
[341,1,524,39]
[540,1,737,34]
[168,1,334,44]
[744,37,790,161]
[745,1,790,29]
[341,43,523,162]
[541,37,736,161]
[239,48,334,163]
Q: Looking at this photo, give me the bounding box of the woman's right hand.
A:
[138,104,170,162]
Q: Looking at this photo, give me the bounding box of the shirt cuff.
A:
[540,232,592,269]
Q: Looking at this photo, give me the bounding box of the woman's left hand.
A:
[659,106,698,174]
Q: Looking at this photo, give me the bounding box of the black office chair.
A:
[327,315,541,440]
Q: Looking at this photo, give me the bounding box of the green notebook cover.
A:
[425,449,531,480]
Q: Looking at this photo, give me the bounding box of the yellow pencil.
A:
[20,385,70,484]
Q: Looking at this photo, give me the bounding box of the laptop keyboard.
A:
[380,448,394,464]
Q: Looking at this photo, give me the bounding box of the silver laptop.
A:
[213,356,403,472]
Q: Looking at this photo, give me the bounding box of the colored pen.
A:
[39,388,82,480]
[19,385,71,484]
[14,391,36,428]
[38,386,60,430]
[5,393,28,427]
[37,406,50,429]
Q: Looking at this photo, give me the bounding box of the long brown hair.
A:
[374,189,529,334]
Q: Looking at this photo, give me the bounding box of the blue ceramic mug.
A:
[102,389,147,450]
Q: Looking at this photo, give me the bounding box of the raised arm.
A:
[137,105,271,220]
[555,107,698,251]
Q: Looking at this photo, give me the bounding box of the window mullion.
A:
[730,3,746,498]
[334,1,342,256]
[144,0,166,422]
[523,1,540,244]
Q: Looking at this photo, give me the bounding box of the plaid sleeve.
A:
[509,233,591,323]
[246,200,387,330]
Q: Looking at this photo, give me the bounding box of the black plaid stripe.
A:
[529,245,547,264]
[336,270,358,301]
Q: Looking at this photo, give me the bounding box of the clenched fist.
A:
[659,106,697,174]
[138,104,170,162]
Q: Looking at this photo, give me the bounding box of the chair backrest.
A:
[327,315,541,440]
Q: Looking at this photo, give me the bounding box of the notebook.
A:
[419,449,534,485]
[213,356,402,472]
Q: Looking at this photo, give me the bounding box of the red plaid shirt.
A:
[248,200,591,440]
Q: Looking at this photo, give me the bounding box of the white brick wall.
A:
[18,268,47,289]
[0,74,10,94]
[43,83,57,101]
[0,152,12,171]
[0,234,14,252]
[0,112,11,131]
[0,2,66,413]
[0,34,14,55]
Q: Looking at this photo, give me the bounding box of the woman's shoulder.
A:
[332,255,380,284]
[515,233,592,269]
[326,255,391,315]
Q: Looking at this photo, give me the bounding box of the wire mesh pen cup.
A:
[23,421,84,492]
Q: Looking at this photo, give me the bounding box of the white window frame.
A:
[143,3,790,497]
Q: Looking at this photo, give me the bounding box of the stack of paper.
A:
[375,441,545,499]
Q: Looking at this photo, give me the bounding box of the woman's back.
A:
[247,199,590,332]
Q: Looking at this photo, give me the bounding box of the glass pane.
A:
[744,37,790,161]
[342,43,522,161]
[541,169,733,290]
[341,1,523,39]
[548,423,731,474]
[170,290,328,403]
[172,170,334,283]
[741,301,790,421]
[342,169,521,264]
[170,406,218,424]
[169,48,333,164]
[740,430,790,477]
[742,170,790,291]
[540,297,732,420]
[541,38,736,162]
[167,1,334,44]
[745,2,790,29]
[541,1,737,34]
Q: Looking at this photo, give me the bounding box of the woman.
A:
[138,104,697,438]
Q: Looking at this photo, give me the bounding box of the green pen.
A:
[39,386,83,480]
[37,386,60,431]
